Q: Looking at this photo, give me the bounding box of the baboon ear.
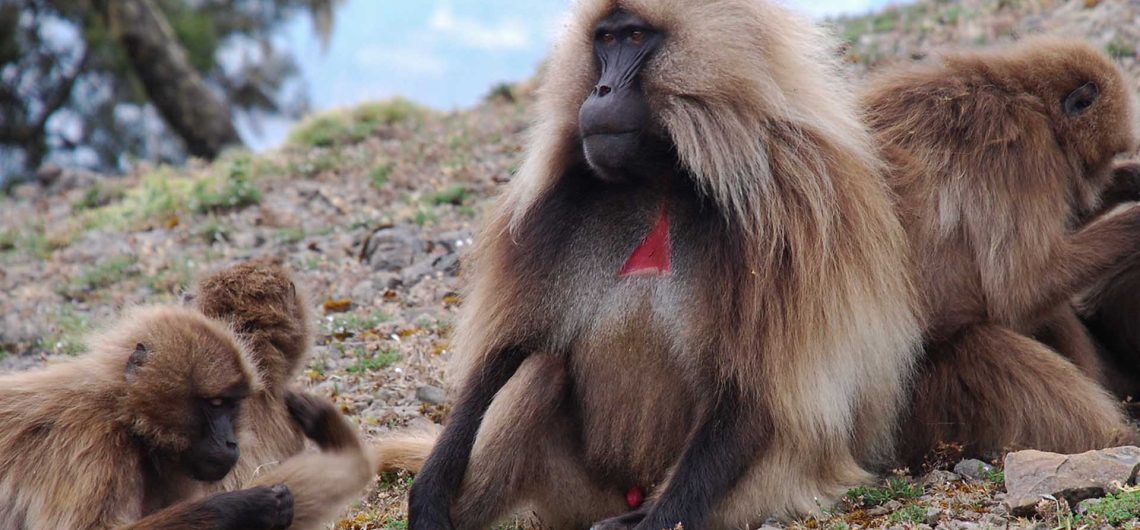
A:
[125,343,148,383]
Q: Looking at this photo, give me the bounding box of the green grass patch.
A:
[60,255,139,300]
[427,185,471,206]
[370,163,394,189]
[330,310,392,336]
[845,477,923,508]
[871,9,901,32]
[189,156,262,213]
[43,307,92,355]
[275,226,307,245]
[197,218,229,244]
[83,154,266,231]
[72,182,127,211]
[888,504,926,525]
[1080,490,1140,526]
[346,348,400,374]
[1107,37,1136,59]
[288,98,428,148]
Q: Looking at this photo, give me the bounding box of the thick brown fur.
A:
[412,0,924,527]
[862,37,1140,467]
[248,392,375,530]
[190,258,314,491]
[0,306,295,530]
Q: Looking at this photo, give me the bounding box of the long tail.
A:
[373,426,440,474]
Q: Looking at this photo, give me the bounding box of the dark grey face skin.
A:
[186,397,242,482]
[579,11,672,183]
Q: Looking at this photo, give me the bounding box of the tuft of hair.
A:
[192,257,314,392]
[373,427,440,474]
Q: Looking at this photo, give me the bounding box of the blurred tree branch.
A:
[96,0,243,158]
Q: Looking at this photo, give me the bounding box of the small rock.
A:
[1003,446,1140,515]
[924,506,943,525]
[415,385,447,405]
[922,469,962,487]
[350,280,376,304]
[954,458,994,481]
[402,256,437,284]
[868,499,903,516]
[1076,497,1102,514]
[363,225,425,271]
[432,252,461,276]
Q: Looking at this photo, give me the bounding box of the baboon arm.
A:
[618,380,767,530]
[407,346,531,530]
[112,488,286,530]
[996,204,1140,328]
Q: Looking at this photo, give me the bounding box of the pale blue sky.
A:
[245,0,901,149]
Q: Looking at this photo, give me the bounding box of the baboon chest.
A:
[540,183,714,486]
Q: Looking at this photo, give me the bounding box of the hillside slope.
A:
[3,0,1140,528]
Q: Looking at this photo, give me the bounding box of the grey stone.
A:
[923,469,962,487]
[350,280,377,304]
[401,256,436,284]
[925,506,943,525]
[363,225,425,271]
[416,385,447,405]
[954,459,994,481]
[1003,446,1140,515]
[432,252,461,275]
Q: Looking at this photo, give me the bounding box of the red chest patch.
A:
[619,204,671,277]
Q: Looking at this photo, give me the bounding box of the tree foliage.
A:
[0,0,338,184]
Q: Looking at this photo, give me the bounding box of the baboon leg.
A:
[1036,306,1104,384]
[903,324,1136,468]
[453,354,625,530]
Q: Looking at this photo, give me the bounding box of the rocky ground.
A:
[4,0,1140,528]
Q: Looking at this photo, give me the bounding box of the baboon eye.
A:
[601,33,616,46]
[630,30,644,44]
[1064,81,1099,117]
[207,398,225,408]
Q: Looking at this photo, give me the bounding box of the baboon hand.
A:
[285,390,335,441]
[233,484,294,530]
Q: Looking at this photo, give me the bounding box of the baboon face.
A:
[120,311,255,482]
[182,388,249,481]
[578,10,672,183]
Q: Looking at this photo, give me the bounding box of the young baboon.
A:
[407,1,923,529]
[861,37,1140,467]
[0,305,294,530]
[189,258,314,491]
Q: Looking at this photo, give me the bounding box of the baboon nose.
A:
[596,85,612,97]
[226,441,237,450]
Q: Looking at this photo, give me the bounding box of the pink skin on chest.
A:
[618,203,671,277]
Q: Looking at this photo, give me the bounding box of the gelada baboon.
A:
[0,306,294,530]
[189,258,314,491]
[407,1,923,529]
[861,37,1140,467]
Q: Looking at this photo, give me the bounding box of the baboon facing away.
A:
[0,306,295,530]
[407,1,923,529]
[190,258,314,491]
[862,37,1140,468]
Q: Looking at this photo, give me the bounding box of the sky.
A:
[243,0,902,149]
